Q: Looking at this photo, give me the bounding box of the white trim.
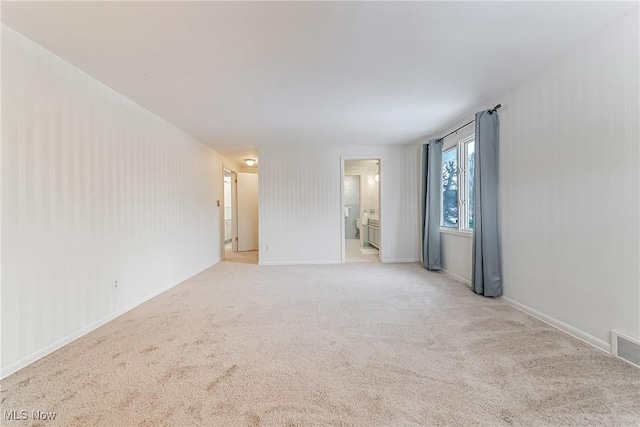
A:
[441,146,457,229]
[259,259,419,265]
[222,164,238,257]
[0,260,220,380]
[459,134,475,233]
[258,260,341,266]
[440,268,471,286]
[500,296,611,355]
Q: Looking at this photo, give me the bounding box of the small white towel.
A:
[344,206,350,217]
[362,211,369,225]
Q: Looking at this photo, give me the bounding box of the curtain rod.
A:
[436,104,501,143]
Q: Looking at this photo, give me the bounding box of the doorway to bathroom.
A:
[341,158,381,263]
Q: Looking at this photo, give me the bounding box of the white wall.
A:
[1,26,223,377]
[440,231,473,285]
[259,145,421,265]
[435,10,639,350]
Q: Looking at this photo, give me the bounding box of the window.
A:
[441,148,458,227]
[464,138,475,230]
[441,135,475,232]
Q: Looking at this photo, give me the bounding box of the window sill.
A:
[440,228,473,238]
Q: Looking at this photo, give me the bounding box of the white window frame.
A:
[440,146,458,228]
[440,135,475,234]
[459,135,475,233]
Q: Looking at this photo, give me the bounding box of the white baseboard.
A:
[440,268,471,286]
[258,259,421,266]
[0,260,220,380]
[258,260,341,266]
[500,296,611,355]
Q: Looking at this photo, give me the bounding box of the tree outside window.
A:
[441,136,474,231]
[441,148,458,227]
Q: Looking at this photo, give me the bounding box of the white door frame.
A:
[231,171,238,252]
[340,156,382,263]
[221,166,238,258]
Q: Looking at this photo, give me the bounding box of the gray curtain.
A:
[472,109,502,296]
[422,139,442,270]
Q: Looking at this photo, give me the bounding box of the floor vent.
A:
[612,331,640,368]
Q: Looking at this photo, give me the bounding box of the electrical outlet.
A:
[112,280,119,291]
[265,244,270,251]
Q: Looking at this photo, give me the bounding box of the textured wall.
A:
[1,26,222,376]
[259,145,421,265]
[440,232,472,284]
[436,10,639,349]
[500,10,639,347]
[343,175,360,239]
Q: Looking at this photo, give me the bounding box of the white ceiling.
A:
[2,1,638,160]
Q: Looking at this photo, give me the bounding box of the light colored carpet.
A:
[1,261,639,426]
[360,248,379,255]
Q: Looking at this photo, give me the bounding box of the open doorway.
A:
[223,169,237,256]
[342,158,380,263]
[222,166,259,264]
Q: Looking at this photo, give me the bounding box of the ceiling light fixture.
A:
[244,159,256,167]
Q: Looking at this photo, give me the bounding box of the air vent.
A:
[611,331,640,368]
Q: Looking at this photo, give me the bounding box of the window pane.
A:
[441,148,458,227]
[466,141,475,229]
